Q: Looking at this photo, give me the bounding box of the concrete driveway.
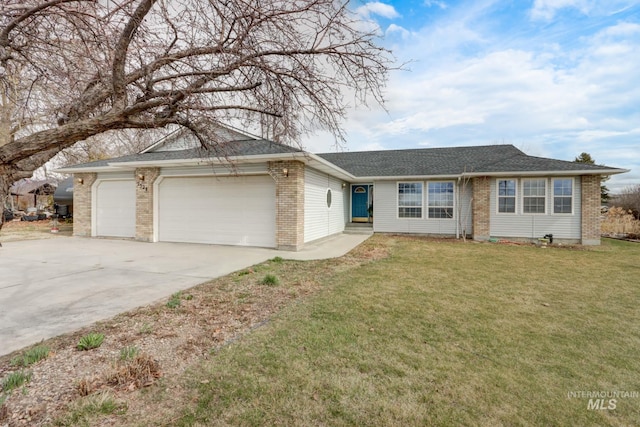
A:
[0,234,369,356]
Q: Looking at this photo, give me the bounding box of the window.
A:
[398,182,422,218]
[523,179,546,214]
[497,179,516,213]
[428,182,454,219]
[553,178,573,214]
[326,189,332,208]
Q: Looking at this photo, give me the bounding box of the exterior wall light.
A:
[138,174,145,181]
[282,168,289,177]
[76,178,84,184]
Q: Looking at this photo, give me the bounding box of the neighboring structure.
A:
[9,179,57,211]
[57,128,628,249]
[53,177,74,218]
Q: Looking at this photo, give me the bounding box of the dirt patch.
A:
[0,220,73,243]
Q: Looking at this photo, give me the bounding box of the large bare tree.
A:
[0,0,392,233]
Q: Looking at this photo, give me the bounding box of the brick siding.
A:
[472,176,491,241]
[269,160,304,251]
[72,173,97,236]
[135,167,161,242]
[581,175,601,245]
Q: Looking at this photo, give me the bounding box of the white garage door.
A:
[95,180,136,237]
[158,175,276,247]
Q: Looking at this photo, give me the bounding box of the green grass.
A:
[166,291,192,308]
[150,236,640,426]
[119,346,139,361]
[53,392,127,426]
[9,345,50,367]
[1,370,32,393]
[260,274,280,286]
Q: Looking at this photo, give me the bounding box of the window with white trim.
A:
[428,182,454,219]
[398,182,423,218]
[522,178,546,214]
[497,179,516,213]
[553,178,573,214]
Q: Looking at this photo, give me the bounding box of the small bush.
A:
[270,256,284,263]
[1,370,32,393]
[77,333,105,351]
[601,206,640,235]
[261,274,280,286]
[10,345,50,367]
[106,353,161,389]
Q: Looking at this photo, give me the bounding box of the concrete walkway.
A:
[0,234,369,356]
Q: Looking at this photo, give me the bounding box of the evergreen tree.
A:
[574,153,609,203]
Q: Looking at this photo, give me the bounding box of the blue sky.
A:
[305,0,640,192]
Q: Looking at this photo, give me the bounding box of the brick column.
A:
[135,167,161,242]
[269,160,304,251]
[581,175,601,245]
[72,173,97,237]
[472,176,491,241]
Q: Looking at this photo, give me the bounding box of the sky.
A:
[304,0,640,192]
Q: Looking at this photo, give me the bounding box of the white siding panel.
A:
[329,175,347,235]
[95,180,136,237]
[373,180,458,235]
[304,168,347,243]
[458,179,474,236]
[304,168,327,242]
[158,175,275,247]
[489,178,582,239]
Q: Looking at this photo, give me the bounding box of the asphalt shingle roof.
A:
[317,144,620,177]
[63,138,303,169]
[63,137,624,178]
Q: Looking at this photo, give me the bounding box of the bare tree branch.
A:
[0,0,395,232]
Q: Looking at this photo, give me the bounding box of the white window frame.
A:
[397,181,423,219]
[522,178,547,215]
[552,177,574,215]
[496,178,517,214]
[427,181,455,220]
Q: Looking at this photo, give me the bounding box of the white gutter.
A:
[460,168,629,178]
[54,166,123,173]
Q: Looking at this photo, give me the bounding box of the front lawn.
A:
[145,236,640,426]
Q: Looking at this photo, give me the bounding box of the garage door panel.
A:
[158,176,276,247]
[95,180,136,238]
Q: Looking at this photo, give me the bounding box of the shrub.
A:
[601,207,640,235]
[77,333,105,351]
[261,274,280,286]
[270,256,284,263]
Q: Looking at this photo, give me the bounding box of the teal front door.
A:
[352,185,370,222]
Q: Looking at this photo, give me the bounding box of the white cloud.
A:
[356,2,400,19]
[386,24,411,39]
[530,0,640,21]
[424,0,448,9]
[530,0,590,21]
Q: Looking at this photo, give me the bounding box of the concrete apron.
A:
[0,234,370,356]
